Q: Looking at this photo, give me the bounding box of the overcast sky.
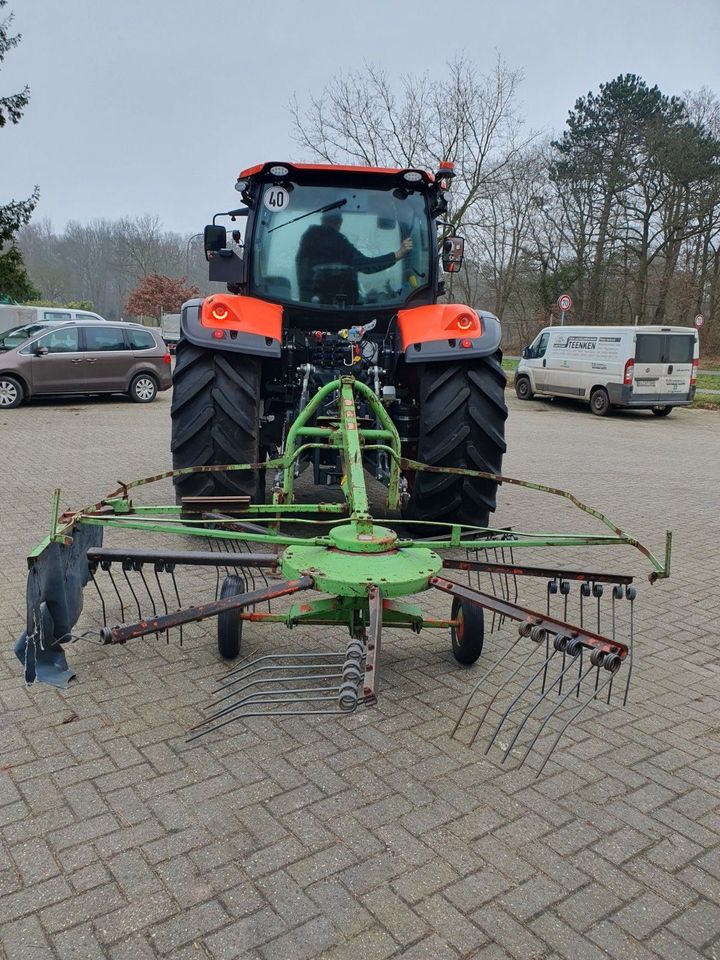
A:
[2,0,720,236]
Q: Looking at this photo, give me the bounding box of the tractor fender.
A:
[397,304,501,363]
[180,295,282,358]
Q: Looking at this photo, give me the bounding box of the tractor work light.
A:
[234,179,247,193]
[269,165,290,177]
[403,170,423,183]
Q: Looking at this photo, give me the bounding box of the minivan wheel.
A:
[590,388,611,417]
[0,376,23,409]
[651,405,672,417]
[129,373,157,403]
[514,375,534,401]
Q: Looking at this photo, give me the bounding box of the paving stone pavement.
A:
[1,390,719,959]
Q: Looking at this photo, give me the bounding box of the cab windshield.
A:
[250,183,431,310]
[0,324,48,350]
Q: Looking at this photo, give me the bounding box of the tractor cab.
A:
[204,162,464,323]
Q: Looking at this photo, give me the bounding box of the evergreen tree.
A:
[0,2,39,299]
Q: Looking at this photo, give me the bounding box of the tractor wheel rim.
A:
[0,381,18,405]
[135,378,154,400]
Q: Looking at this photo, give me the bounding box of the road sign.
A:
[558,293,573,312]
[695,314,704,328]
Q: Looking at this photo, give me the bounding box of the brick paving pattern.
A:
[1,391,719,959]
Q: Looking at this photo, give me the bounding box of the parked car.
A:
[515,325,700,416]
[0,304,109,336]
[0,321,172,409]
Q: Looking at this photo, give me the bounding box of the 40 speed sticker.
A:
[263,186,290,212]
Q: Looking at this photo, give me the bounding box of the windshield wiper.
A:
[268,198,347,233]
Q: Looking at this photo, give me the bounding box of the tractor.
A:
[170,160,507,526]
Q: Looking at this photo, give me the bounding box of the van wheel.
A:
[515,376,534,401]
[590,388,611,417]
[651,405,672,417]
[0,376,23,409]
[129,373,158,403]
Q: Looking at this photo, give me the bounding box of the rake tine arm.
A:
[363,586,382,703]
[100,576,314,644]
[219,650,347,682]
[429,577,628,660]
[444,558,634,586]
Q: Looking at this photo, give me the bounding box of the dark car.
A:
[0,321,172,409]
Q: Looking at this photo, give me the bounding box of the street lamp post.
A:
[185,233,203,278]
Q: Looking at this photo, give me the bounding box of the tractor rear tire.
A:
[401,355,507,528]
[171,338,265,504]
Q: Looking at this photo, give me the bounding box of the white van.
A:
[515,325,699,416]
[0,304,108,336]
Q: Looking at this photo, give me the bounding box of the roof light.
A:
[403,170,423,183]
[439,160,455,171]
[269,165,289,177]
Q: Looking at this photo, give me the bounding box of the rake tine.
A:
[153,563,170,644]
[468,640,545,747]
[122,562,143,621]
[535,669,618,777]
[168,565,183,646]
[104,563,125,622]
[623,591,635,706]
[219,650,347,683]
[187,693,354,742]
[136,565,160,641]
[488,644,565,756]
[207,668,344,710]
[195,678,344,727]
[499,648,586,762]
[89,567,108,627]
[519,659,602,767]
[450,632,525,738]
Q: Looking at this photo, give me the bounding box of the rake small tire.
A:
[217,574,245,660]
[450,596,484,665]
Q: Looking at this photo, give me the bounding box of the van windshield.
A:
[0,324,48,350]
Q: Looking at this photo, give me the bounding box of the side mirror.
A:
[442,235,465,273]
[522,346,530,359]
[35,345,49,357]
[204,224,227,261]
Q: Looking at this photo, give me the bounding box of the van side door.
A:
[80,326,132,391]
[26,326,83,394]
[526,331,550,391]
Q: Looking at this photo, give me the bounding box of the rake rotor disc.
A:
[281,524,443,598]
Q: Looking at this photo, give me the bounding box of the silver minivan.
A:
[0,321,172,408]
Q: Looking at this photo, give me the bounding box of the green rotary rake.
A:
[17,376,671,774]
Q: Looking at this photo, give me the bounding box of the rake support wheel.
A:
[170,338,265,504]
[217,574,245,659]
[451,596,485,665]
[402,355,507,527]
